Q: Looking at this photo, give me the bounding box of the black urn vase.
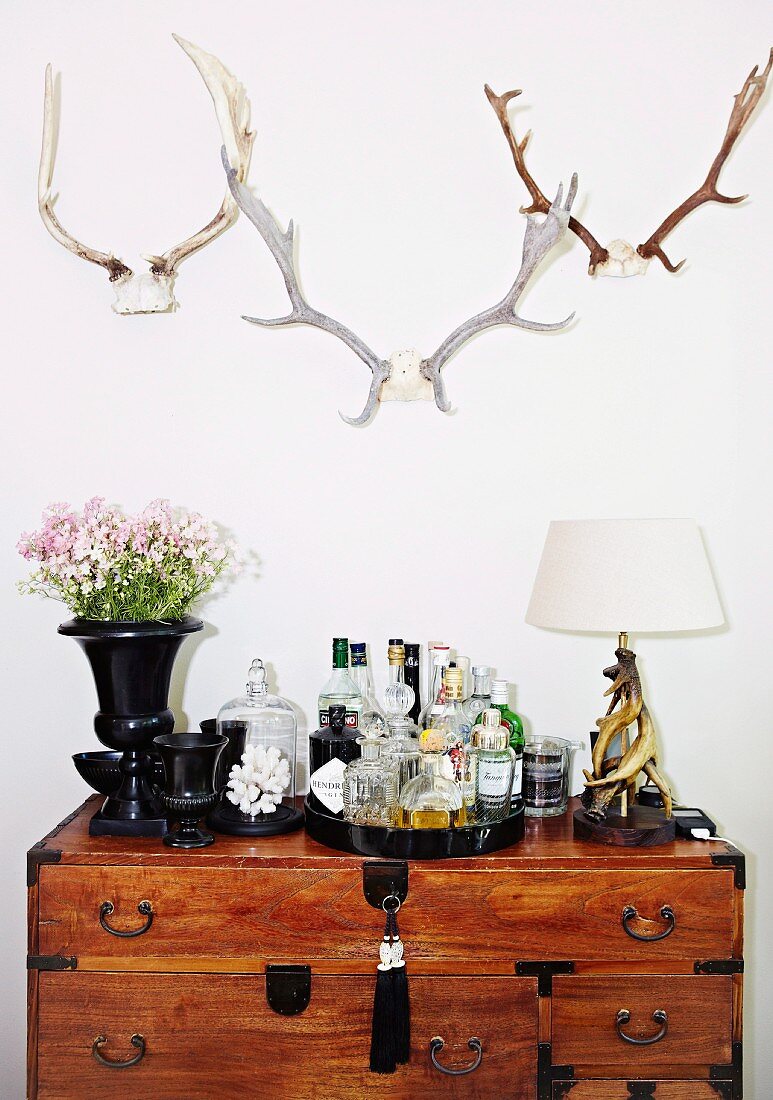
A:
[59,617,203,836]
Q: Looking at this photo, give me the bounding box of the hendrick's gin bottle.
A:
[308,705,361,817]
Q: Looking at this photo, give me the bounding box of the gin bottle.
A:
[463,665,492,726]
[490,679,525,810]
[470,709,515,824]
[317,638,363,730]
[308,705,361,817]
[349,642,386,736]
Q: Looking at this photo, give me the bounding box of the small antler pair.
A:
[38,36,254,313]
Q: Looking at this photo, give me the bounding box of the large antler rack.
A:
[224,139,577,424]
[487,49,772,277]
[38,35,254,313]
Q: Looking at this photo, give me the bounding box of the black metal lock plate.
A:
[362,859,408,909]
[265,965,311,1016]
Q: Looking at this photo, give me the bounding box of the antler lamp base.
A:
[573,803,675,847]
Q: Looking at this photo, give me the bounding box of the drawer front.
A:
[554,1084,727,1098]
[38,865,734,963]
[552,975,733,1069]
[37,973,538,1099]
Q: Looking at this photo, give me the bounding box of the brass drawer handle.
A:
[621,905,675,942]
[92,1033,146,1068]
[616,1009,668,1045]
[99,900,153,938]
[429,1035,483,1075]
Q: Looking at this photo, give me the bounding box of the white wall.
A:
[2,1,771,1093]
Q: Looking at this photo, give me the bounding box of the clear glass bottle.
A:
[308,705,361,817]
[398,751,467,829]
[454,655,471,701]
[420,667,473,810]
[317,638,363,730]
[349,642,386,736]
[342,737,399,825]
[217,658,297,813]
[404,643,422,726]
[490,679,525,811]
[470,709,515,824]
[463,665,492,726]
[380,681,421,794]
[419,645,451,730]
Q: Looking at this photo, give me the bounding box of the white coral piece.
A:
[226,743,291,817]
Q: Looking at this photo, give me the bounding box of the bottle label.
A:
[319,709,359,728]
[310,757,348,814]
[510,757,523,798]
[478,759,512,797]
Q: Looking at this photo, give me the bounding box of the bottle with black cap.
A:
[308,705,362,817]
[404,644,421,726]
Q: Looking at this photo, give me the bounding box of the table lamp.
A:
[526,519,723,845]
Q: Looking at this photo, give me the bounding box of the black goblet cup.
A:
[153,733,227,849]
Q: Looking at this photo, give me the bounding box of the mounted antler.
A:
[224,138,577,423]
[638,49,773,272]
[38,35,254,313]
[487,49,772,276]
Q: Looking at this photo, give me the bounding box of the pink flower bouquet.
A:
[17,497,237,621]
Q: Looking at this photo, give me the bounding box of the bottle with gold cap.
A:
[470,709,516,824]
[418,645,451,730]
[419,666,472,800]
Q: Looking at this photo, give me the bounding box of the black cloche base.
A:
[207,801,305,837]
[304,798,525,859]
[573,804,676,847]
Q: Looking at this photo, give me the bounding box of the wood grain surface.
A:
[33,795,740,874]
[551,975,733,1068]
[554,1083,729,1098]
[37,972,538,1099]
[38,864,733,964]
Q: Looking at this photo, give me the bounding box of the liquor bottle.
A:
[454,655,471,701]
[342,737,399,825]
[404,643,422,725]
[470,709,515,824]
[349,642,386,736]
[398,752,467,829]
[490,679,525,810]
[308,705,361,817]
[463,665,492,726]
[317,638,363,730]
[420,667,472,807]
[418,645,451,730]
[381,681,421,794]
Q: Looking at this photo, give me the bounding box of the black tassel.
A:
[390,910,410,1064]
[369,963,396,1073]
[391,962,410,1063]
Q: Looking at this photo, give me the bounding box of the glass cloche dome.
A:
[209,659,303,836]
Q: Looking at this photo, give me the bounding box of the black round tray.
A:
[304,798,525,859]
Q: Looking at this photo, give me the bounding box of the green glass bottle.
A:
[490,679,524,812]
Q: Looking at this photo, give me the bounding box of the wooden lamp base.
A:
[573,804,675,847]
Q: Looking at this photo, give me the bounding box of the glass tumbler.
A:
[522,737,576,817]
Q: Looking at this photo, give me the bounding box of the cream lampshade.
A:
[526,519,723,845]
[526,519,723,634]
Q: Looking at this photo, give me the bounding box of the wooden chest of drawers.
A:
[27,796,744,1098]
